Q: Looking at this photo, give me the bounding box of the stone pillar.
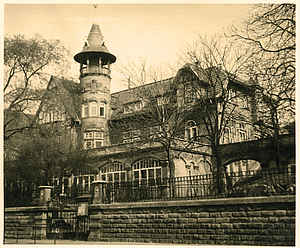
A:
[91,180,107,204]
[39,186,53,205]
[76,194,91,217]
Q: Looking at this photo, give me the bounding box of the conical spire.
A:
[87,24,104,48]
[74,24,116,65]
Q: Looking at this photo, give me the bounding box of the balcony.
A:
[80,66,110,77]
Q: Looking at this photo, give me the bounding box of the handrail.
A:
[80,67,110,75]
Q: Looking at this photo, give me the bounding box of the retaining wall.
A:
[88,195,295,246]
[4,206,49,240]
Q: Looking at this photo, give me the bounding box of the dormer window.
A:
[124,101,143,114]
[124,104,133,114]
[185,120,198,140]
[135,101,143,111]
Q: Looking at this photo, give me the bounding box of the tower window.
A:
[85,141,93,149]
[100,103,105,117]
[90,102,97,116]
[86,82,91,90]
[82,105,89,118]
[95,140,104,148]
[92,80,97,90]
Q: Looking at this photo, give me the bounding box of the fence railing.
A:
[5,167,295,207]
[103,168,295,203]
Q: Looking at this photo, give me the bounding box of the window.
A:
[83,131,104,149]
[184,84,196,104]
[132,158,162,186]
[122,129,141,143]
[86,82,91,90]
[124,103,133,114]
[82,105,88,118]
[185,120,198,140]
[84,132,93,139]
[99,103,105,117]
[85,141,93,149]
[239,129,247,141]
[92,80,97,90]
[135,101,144,111]
[99,162,127,183]
[95,140,104,148]
[90,102,97,116]
[94,131,104,139]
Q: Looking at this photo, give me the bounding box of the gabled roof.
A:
[110,77,174,119]
[39,76,81,121]
[176,63,251,89]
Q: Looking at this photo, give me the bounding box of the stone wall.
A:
[88,195,295,246]
[4,206,49,240]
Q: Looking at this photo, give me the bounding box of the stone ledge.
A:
[5,206,49,213]
[90,195,295,210]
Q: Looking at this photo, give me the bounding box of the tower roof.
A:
[74,24,116,65]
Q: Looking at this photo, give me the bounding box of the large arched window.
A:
[132,158,161,185]
[99,161,127,183]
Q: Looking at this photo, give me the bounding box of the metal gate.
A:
[46,206,90,240]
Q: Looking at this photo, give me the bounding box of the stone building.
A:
[36,23,260,195]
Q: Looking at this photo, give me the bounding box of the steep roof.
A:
[74,24,116,65]
[176,63,251,89]
[40,76,81,121]
[111,77,174,105]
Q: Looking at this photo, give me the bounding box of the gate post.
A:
[91,180,107,204]
[39,186,53,205]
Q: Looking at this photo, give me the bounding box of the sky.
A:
[4,3,253,92]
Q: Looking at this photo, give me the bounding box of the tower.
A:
[74,24,116,149]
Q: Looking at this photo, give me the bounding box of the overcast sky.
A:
[4,3,253,92]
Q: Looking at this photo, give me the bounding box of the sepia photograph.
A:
[3,2,296,246]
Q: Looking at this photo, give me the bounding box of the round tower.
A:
[74,24,116,149]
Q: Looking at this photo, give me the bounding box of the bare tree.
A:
[182,36,254,194]
[113,60,210,181]
[4,34,69,141]
[231,4,296,168]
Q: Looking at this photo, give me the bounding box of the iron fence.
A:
[4,214,90,244]
[5,167,295,206]
[104,167,295,203]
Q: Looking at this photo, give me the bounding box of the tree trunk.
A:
[166,148,176,198]
[271,109,281,169]
[211,146,226,196]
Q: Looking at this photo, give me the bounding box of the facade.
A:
[34,24,260,195]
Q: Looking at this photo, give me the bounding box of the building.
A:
[33,23,262,196]
[4,23,260,200]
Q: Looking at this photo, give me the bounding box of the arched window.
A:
[99,161,127,183]
[185,120,198,140]
[132,158,161,185]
